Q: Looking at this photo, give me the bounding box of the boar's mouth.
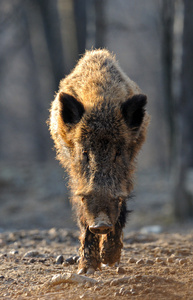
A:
[89,223,113,234]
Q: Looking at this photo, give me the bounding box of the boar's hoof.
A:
[89,223,113,234]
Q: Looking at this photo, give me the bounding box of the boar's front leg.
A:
[100,223,123,266]
[78,227,101,274]
[100,200,128,266]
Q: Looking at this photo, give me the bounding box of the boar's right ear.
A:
[59,92,85,125]
[121,94,147,130]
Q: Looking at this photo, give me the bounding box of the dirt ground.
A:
[0,163,193,299]
[0,229,193,299]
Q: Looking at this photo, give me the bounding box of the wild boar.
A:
[49,49,149,274]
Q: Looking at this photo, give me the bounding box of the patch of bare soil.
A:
[0,229,193,299]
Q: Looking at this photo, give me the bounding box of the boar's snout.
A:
[89,212,113,234]
[89,223,113,234]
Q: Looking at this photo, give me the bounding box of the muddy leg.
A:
[100,200,128,266]
[100,223,123,266]
[78,227,101,274]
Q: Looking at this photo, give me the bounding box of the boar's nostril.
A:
[89,223,113,234]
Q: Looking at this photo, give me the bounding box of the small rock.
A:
[128,258,136,263]
[146,259,154,265]
[73,255,80,263]
[23,251,41,259]
[170,254,177,258]
[65,256,75,265]
[167,257,174,263]
[153,247,161,256]
[56,255,64,264]
[9,250,19,255]
[179,258,187,265]
[155,257,165,263]
[49,272,98,286]
[136,259,145,265]
[48,228,58,238]
[119,287,125,295]
[0,275,5,280]
[29,258,36,263]
[130,288,136,295]
[117,266,126,274]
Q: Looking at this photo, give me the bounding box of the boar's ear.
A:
[121,94,147,130]
[59,92,85,125]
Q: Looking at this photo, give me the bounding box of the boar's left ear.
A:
[121,94,147,130]
[59,92,85,125]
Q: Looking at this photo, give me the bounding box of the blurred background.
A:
[0,0,193,232]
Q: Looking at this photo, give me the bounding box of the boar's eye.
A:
[114,149,121,162]
[82,150,89,163]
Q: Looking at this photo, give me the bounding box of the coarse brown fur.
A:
[49,49,150,273]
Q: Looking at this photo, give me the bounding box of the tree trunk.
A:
[38,0,66,90]
[25,0,54,161]
[173,0,193,219]
[161,0,175,167]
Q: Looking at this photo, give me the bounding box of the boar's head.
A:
[57,92,147,234]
